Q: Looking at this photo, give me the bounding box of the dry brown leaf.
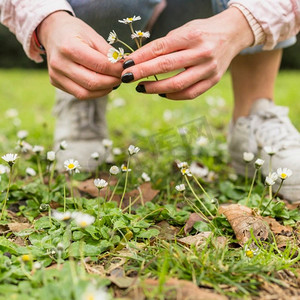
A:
[155,220,180,240]
[109,275,136,288]
[127,182,160,205]
[184,213,207,235]
[178,232,211,246]
[263,217,292,235]
[8,223,31,232]
[219,204,269,245]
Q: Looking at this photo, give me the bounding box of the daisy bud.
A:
[175,184,185,192]
[91,152,100,160]
[26,167,36,177]
[254,159,264,169]
[243,152,254,163]
[33,145,44,154]
[102,139,113,148]
[141,172,151,182]
[109,165,120,175]
[128,145,140,156]
[59,140,68,150]
[47,151,56,162]
[17,130,28,140]
[94,178,108,190]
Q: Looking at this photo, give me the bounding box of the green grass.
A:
[0,69,300,300]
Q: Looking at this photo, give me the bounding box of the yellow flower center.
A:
[80,220,87,227]
[128,18,133,21]
[86,294,94,300]
[68,163,75,169]
[138,32,143,36]
[22,254,31,262]
[246,250,254,258]
[281,173,287,179]
[112,51,119,59]
[62,216,70,221]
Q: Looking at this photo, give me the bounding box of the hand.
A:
[121,8,254,100]
[39,11,122,100]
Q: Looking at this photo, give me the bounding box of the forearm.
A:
[0,0,74,62]
[229,0,300,50]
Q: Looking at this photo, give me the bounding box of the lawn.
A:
[0,69,299,300]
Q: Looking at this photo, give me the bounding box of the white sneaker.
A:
[228,98,300,202]
[53,89,109,172]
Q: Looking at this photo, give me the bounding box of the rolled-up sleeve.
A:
[0,0,74,62]
[228,0,300,50]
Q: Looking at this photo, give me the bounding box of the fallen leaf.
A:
[178,232,211,246]
[155,220,180,240]
[219,204,269,245]
[109,275,136,288]
[263,217,292,235]
[184,213,207,235]
[8,223,31,232]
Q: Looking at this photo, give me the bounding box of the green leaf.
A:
[137,228,160,239]
[0,236,19,254]
[193,221,211,232]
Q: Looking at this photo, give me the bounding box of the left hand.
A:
[121,7,254,100]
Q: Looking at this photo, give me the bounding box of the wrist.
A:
[38,11,73,48]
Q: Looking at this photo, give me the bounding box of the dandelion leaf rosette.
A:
[219,204,270,245]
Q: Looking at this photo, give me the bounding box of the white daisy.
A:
[102,139,113,148]
[141,172,151,182]
[0,164,9,175]
[52,210,72,221]
[276,168,292,180]
[81,284,109,300]
[109,165,120,175]
[175,184,185,192]
[33,145,44,154]
[17,130,28,140]
[128,145,140,156]
[91,152,100,160]
[265,175,276,186]
[64,159,81,174]
[243,152,254,163]
[118,15,141,24]
[264,146,278,156]
[33,261,42,270]
[254,158,264,169]
[26,167,37,177]
[121,164,131,172]
[94,178,108,190]
[16,140,32,153]
[47,151,56,162]
[5,108,18,118]
[112,147,122,155]
[107,30,118,44]
[59,140,68,150]
[2,153,18,166]
[190,162,209,178]
[107,47,124,63]
[177,161,189,169]
[72,212,95,228]
[131,30,150,39]
[181,167,192,177]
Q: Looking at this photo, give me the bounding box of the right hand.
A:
[39,11,122,99]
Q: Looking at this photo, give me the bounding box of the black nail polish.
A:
[123,59,135,69]
[136,84,146,93]
[159,93,167,98]
[113,84,121,90]
[121,72,134,83]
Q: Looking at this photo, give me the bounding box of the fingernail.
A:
[159,93,167,98]
[123,59,135,69]
[121,72,134,83]
[136,84,146,93]
[113,84,121,90]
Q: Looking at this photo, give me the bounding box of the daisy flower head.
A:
[177,161,189,169]
[2,153,18,166]
[107,30,118,44]
[109,165,120,175]
[94,178,108,190]
[17,130,28,140]
[181,167,192,177]
[33,145,44,154]
[264,146,278,156]
[91,152,100,161]
[254,158,264,169]
[33,261,42,270]
[118,15,141,24]
[52,210,72,222]
[81,284,109,300]
[175,184,185,192]
[73,212,95,228]
[102,139,113,148]
[107,47,124,63]
[121,164,131,172]
[131,30,150,39]
[47,151,56,162]
[112,147,122,156]
[59,140,68,150]
[141,172,151,182]
[277,168,292,180]
[26,167,37,177]
[128,145,140,156]
[16,140,32,153]
[0,164,10,175]
[243,152,254,163]
[265,174,277,186]
[64,159,81,174]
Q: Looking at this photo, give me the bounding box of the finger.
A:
[122,49,210,82]
[60,62,121,91]
[165,75,220,100]
[62,41,123,77]
[124,34,187,65]
[135,61,217,94]
[50,73,113,100]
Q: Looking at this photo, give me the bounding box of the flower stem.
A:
[192,175,212,202]
[97,189,101,222]
[245,163,249,187]
[0,167,12,221]
[105,175,111,201]
[129,23,139,49]
[262,179,283,215]
[246,169,257,206]
[37,155,44,184]
[117,39,135,52]
[119,158,130,208]
[184,175,214,219]
[48,161,56,190]
[258,186,268,210]
[108,177,121,202]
